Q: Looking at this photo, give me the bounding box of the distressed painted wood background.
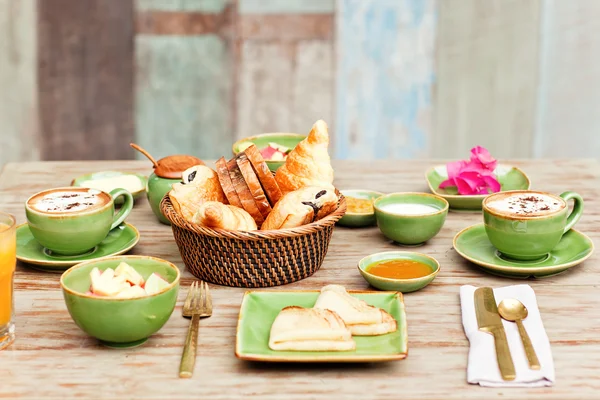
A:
[1,0,599,163]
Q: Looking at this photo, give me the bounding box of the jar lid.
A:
[130,143,204,179]
[154,155,205,179]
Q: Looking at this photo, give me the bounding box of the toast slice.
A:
[268,306,356,351]
[215,157,243,208]
[227,159,264,225]
[243,144,282,206]
[314,285,397,336]
[236,153,272,219]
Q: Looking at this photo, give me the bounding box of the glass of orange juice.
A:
[0,212,16,350]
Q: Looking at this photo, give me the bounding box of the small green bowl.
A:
[374,192,449,245]
[337,189,384,227]
[60,256,180,348]
[71,171,148,203]
[232,133,306,171]
[358,251,440,293]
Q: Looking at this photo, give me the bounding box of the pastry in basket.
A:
[236,153,272,219]
[192,201,257,231]
[227,159,265,225]
[215,157,243,208]
[268,306,356,351]
[243,144,282,205]
[168,165,226,221]
[275,120,334,195]
[261,186,339,230]
[314,285,397,336]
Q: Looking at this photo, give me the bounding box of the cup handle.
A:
[109,188,134,230]
[560,191,584,234]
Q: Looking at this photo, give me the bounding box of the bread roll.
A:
[261,186,338,230]
[168,165,226,222]
[192,201,257,231]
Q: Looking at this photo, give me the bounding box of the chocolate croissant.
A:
[274,120,334,195]
[192,201,257,231]
[261,186,338,230]
[168,165,226,221]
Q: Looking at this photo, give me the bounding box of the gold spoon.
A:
[498,299,541,370]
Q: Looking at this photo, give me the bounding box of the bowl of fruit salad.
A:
[60,255,180,348]
[232,133,306,171]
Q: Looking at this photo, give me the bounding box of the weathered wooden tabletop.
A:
[1,160,599,400]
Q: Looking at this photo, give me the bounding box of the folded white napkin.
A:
[460,285,555,387]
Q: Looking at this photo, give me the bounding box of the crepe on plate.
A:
[314,285,397,336]
[268,306,356,351]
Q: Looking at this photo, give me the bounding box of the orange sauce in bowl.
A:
[366,259,434,279]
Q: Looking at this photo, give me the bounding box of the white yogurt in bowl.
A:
[378,203,440,216]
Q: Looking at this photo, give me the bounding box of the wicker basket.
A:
[160,194,346,288]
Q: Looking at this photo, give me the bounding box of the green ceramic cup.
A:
[60,256,180,348]
[147,172,178,225]
[25,187,133,256]
[483,190,584,261]
[358,251,440,293]
[374,193,449,245]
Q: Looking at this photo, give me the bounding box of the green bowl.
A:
[425,164,531,211]
[358,251,440,293]
[374,192,449,245]
[60,256,180,348]
[71,171,148,204]
[337,189,384,227]
[232,133,306,171]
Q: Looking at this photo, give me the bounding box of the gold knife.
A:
[474,287,516,381]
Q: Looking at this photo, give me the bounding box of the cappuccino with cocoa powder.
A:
[485,192,565,217]
[27,188,111,214]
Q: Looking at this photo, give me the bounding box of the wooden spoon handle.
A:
[130,143,158,168]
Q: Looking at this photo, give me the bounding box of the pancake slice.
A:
[243,144,283,206]
[268,306,356,351]
[215,157,243,208]
[314,285,397,336]
[236,153,272,219]
[227,159,264,225]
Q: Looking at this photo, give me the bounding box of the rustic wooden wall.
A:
[0,0,38,164]
[1,0,599,163]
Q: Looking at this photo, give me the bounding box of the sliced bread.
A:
[215,157,243,208]
[236,153,272,219]
[243,144,283,206]
[227,159,264,225]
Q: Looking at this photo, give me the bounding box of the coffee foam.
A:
[486,192,564,217]
[29,189,109,213]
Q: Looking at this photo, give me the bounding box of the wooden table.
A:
[1,160,599,399]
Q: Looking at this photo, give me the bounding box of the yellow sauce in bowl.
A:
[346,196,374,214]
[366,259,434,279]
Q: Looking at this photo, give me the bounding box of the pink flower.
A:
[439,146,501,195]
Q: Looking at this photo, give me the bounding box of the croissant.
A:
[168,165,226,221]
[192,201,257,231]
[274,120,334,195]
[261,186,338,230]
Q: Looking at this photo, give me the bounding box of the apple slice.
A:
[91,267,129,297]
[115,285,147,298]
[144,273,170,295]
[115,262,145,286]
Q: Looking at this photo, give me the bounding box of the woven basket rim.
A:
[161,192,347,240]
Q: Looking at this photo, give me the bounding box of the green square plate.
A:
[425,164,530,211]
[235,290,408,363]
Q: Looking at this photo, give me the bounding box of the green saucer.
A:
[453,224,594,278]
[16,223,140,272]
